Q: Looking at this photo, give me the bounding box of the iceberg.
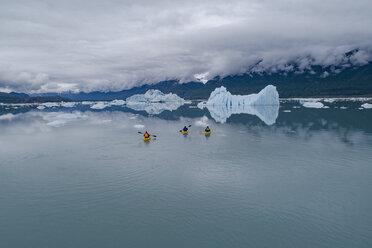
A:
[110,99,126,106]
[361,103,372,109]
[198,85,279,125]
[126,89,184,103]
[60,102,77,108]
[126,90,184,114]
[90,102,109,110]
[42,102,60,108]
[301,101,324,108]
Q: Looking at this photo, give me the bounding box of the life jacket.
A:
[144,132,150,138]
[183,127,188,131]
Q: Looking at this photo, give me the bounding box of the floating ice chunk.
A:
[323,99,336,103]
[126,90,184,114]
[60,102,76,108]
[323,106,330,109]
[43,102,60,107]
[301,101,324,108]
[340,106,347,109]
[195,116,209,127]
[37,105,45,110]
[82,101,95,105]
[134,124,145,129]
[283,110,291,112]
[199,85,279,125]
[361,103,372,109]
[91,102,109,109]
[126,89,184,103]
[110,99,126,106]
[206,85,279,107]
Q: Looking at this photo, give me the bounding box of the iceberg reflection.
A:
[200,103,279,125]
[126,101,184,115]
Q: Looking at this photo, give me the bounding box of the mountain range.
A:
[1,61,372,103]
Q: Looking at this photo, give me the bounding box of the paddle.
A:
[138,131,157,137]
[179,125,192,132]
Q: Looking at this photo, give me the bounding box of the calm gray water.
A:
[0,101,371,248]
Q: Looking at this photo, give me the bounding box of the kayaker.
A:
[205,126,210,132]
[144,131,150,139]
[183,126,188,132]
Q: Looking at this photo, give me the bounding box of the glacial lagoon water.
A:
[0,100,372,248]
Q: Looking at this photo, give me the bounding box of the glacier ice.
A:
[198,85,279,125]
[60,102,77,108]
[110,99,126,106]
[361,103,372,109]
[126,90,184,114]
[90,102,109,110]
[126,89,184,103]
[301,101,324,108]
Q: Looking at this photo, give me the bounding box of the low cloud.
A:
[1,0,372,93]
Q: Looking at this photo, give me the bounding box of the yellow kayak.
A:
[143,137,151,141]
[182,130,188,134]
[205,131,211,135]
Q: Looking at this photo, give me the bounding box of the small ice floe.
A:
[43,102,60,108]
[293,106,301,108]
[184,101,192,104]
[81,101,95,105]
[195,116,209,127]
[300,100,324,108]
[323,106,330,109]
[340,106,348,109]
[47,113,88,127]
[323,99,336,103]
[90,102,109,110]
[110,99,126,106]
[133,124,145,129]
[37,105,46,110]
[361,103,372,109]
[60,102,76,108]
[283,110,291,112]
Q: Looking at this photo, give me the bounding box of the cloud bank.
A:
[1,0,372,93]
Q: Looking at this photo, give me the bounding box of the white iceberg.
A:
[205,85,279,107]
[300,100,324,108]
[302,102,324,108]
[110,99,126,106]
[37,105,46,110]
[361,103,372,109]
[60,102,77,108]
[90,102,109,110]
[126,89,184,103]
[198,85,279,125]
[126,90,185,114]
[42,102,60,108]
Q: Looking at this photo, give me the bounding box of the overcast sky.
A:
[1,0,372,93]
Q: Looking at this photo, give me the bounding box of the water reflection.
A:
[199,104,279,125]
